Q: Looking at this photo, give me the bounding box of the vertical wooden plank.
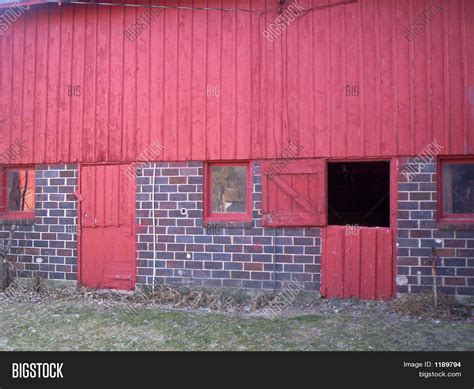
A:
[379,0,396,156]
[34,6,49,164]
[149,0,165,158]
[97,164,106,226]
[298,0,313,159]
[33,8,49,163]
[45,5,60,163]
[262,5,273,159]
[163,1,179,161]
[248,0,260,160]
[271,4,283,161]
[177,0,193,160]
[108,3,124,161]
[447,0,464,155]
[134,0,147,159]
[345,0,363,157]
[376,227,393,299]
[235,0,252,160]
[206,0,222,160]
[413,0,429,153]
[344,231,361,298]
[190,2,206,161]
[23,9,37,163]
[430,0,446,152]
[70,4,86,163]
[95,4,110,162]
[11,15,26,161]
[285,2,299,151]
[119,163,132,227]
[0,23,13,154]
[395,0,412,156]
[104,163,114,226]
[329,0,345,158]
[361,0,378,157]
[122,1,137,161]
[313,0,330,158]
[220,2,236,159]
[81,165,94,227]
[82,4,97,163]
[58,4,74,163]
[360,227,377,299]
[324,226,344,298]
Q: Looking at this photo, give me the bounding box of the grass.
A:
[0,299,473,351]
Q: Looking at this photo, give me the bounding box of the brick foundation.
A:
[136,161,321,291]
[397,157,474,300]
[0,164,78,282]
[2,158,471,301]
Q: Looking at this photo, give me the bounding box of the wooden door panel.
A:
[322,226,393,300]
[80,164,136,290]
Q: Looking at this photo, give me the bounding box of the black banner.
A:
[0,352,472,388]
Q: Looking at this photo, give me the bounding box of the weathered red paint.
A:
[0,0,472,164]
[322,226,393,300]
[80,164,136,290]
[261,158,326,227]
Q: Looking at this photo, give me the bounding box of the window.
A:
[439,159,474,222]
[327,161,390,227]
[1,167,35,218]
[205,162,252,222]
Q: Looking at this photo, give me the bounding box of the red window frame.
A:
[0,166,36,220]
[204,161,253,223]
[438,157,474,224]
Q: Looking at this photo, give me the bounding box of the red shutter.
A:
[261,159,326,227]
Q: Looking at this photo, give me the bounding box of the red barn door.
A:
[79,164,136,290]
[322,226,393,300]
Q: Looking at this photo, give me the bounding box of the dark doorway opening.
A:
[328,161,390,227]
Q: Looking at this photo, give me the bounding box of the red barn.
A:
[0,0,472,302]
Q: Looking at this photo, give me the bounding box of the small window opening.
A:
[328,161,390,227]
[205,162,252,222]
[1,167,36,218]
[440,159,474,221]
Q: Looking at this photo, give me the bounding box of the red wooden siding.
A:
[0,0,473,164]
[322,226,393,300]
[261,158,326,226]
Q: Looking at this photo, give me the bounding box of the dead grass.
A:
[388,290,464,319]
[1,284,288,314]
[0,287,473,351]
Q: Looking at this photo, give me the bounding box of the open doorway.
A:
[327,161,390,227]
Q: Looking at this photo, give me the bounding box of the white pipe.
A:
[151,163,157,292]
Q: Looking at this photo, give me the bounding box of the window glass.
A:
[6,169,35,212]
[442,162,474,215]
[211,165,247,213]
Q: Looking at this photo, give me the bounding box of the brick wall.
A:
[0,164,78,282]
[3,157,470,301]
[136,161,321,291]
[397,157,474,300]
